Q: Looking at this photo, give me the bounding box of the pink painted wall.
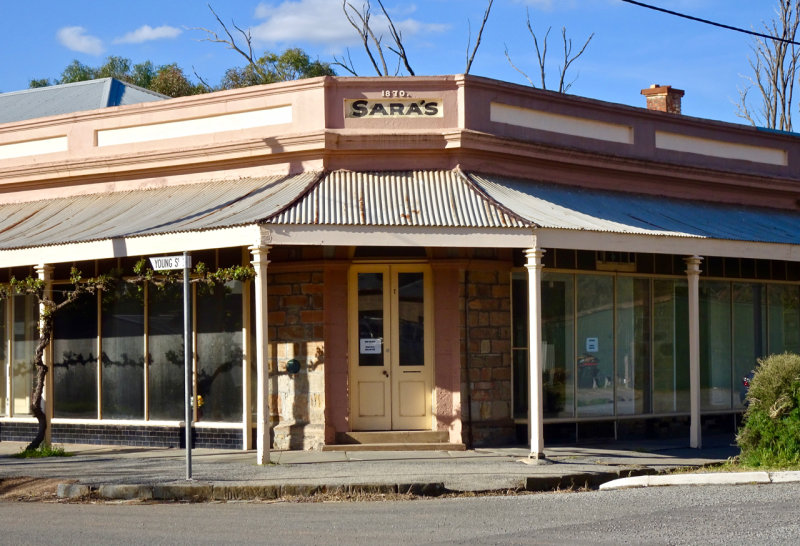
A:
[2,74,798,209]
[323,263,350,441]
[432,263,462,444]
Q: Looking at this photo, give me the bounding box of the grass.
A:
[666,456,800,474]
[11,443,73,459]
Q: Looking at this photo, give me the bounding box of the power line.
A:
[620,0,800,46]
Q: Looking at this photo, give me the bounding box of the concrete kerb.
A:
[59,468,665,501]
[57,481,452,501]
[598,470,800,490]
[525,466,657,492]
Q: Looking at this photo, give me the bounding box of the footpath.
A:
[1,437,796,502]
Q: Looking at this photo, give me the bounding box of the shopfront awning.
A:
[0,173,319,251]
[2,169,800,265]
[457,173,800,261]
[466,173,800,245]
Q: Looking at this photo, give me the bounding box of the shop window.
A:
[732,283,767,409]
[101,280,145,419]
[0,299,6,416]
[615,277,651,415]
[542,273,575,418]
[196,281,244,422]
[511,276,528,420]
[700,281,732,411]
[147,284,185,420]
[12,294,37,416]
[652,280,690,413]
[576,275,614,417]
[514,272,693,423]
[767,284,800,355]
[53,289,98,418]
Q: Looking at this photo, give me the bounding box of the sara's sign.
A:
[345,98,443,118]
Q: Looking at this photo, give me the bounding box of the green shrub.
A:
[736,352,800,467]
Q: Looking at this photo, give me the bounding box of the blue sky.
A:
[0,1,778,125]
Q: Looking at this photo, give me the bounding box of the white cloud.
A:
[253,0,355,45]
[251,0,447,48]
[57,26,104,55]
[114,25,182,44]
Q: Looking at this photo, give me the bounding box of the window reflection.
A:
[148,284,184,421]
[0,299,5,416]
[652,280,689,413]
[541,273,574,418]
[616,278,651,415]
[576,275,614,417]
[53,288,98,418]
[197,281,243,422]
[101,281,144,419]
[732,284,766,409]
[398,273,424,366]
[700,281,732,410]
[358,273,384,367]
[12,294,37,416]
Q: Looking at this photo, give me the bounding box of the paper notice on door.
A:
[360,338,382,354]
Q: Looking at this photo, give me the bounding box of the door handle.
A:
[382,370,389,377]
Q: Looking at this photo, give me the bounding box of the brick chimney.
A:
[641,84,684,114]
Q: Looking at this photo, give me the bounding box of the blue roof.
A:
[0,78,168,124]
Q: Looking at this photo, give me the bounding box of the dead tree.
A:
[337,0,494,77]
[336,0,408,76]
[505,8,594,93]
[194,4,272,83]
[465,0,494,74]
[736,0,800,131]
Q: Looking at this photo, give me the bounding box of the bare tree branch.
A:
[504,44,536,87]
[332,48,360,76]
[193,4,271,83]
[506,8,593,93]
[558,27,594,93]
[376,0,414,75]
[465,0,494,74]
[341,0,414,76]
[343,1,387,76]
[736,0,800,130]
[191,66,215,91]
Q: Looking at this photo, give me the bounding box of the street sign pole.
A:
[149,253,193,480]
[183,251,192,480]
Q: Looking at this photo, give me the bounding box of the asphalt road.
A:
[2,483,798,545]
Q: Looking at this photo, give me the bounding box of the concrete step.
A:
[324,430,464,451]
[334,430,450,445]
[322,442,466,452]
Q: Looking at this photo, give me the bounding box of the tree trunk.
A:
[26,319,52,451]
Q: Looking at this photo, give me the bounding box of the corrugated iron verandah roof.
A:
[467,173,800,246]
[0,173,320,250]
[3,169,800,253]
[266,170,530,228]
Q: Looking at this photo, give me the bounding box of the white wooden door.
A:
[349,265,433,430]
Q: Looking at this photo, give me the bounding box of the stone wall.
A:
[267,269,326,450]
[461,267,515,446]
